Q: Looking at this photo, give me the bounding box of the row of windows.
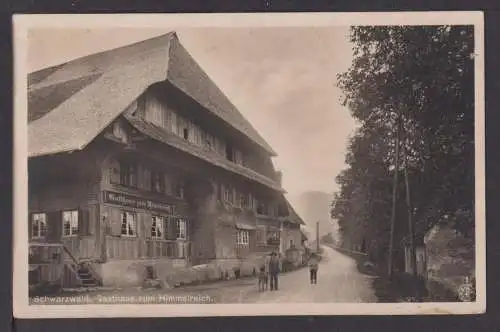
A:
[221,185,279,216]
[111,157,283,217]
[236,228,281,246]
[120,211,187,240]
[143,95,247,167]
[30,211,188,240]
[31,211,79,239]
[111,159,185,199]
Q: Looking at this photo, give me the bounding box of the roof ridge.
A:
[28,32,176,89]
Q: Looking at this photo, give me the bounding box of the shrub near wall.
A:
[425,224,475,301]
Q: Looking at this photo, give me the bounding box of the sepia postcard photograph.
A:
[13,12,485,318]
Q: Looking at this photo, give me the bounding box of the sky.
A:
[27,27,358,211]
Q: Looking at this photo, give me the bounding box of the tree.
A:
[333,25,475,268]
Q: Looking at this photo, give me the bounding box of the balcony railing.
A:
[29,242,64,265]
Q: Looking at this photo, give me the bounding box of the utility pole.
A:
[316,221,320,252]
[388,114,401,279]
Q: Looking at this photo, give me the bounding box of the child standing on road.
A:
[308,254,319,284]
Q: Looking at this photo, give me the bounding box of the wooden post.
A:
[388,115,401,279]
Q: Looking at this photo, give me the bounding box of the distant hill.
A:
[291,191,335,238]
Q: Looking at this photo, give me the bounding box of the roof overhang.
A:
[124,115,285,193]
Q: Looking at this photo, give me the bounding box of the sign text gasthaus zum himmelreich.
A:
[103,191,174,213]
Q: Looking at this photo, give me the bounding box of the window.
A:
[151,216,165,239]
[119,160,137,187]
[225,144,234,162]
[223,186,233,204]
[173,180,185,199]
[203,131,215,150]
[177,116,189,140]
[31,213,47,239]
[257,201,267,215]
[151,170,164,193]
[267,230,280,244]
[240,193,247,208]
[248,193,254,210]
[234,150,244,165]
[176,219,187,240]
[62,210,78,236]
[236,230,249,245]
[121,211,137,237]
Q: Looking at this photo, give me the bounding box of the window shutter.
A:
[167,217,177,240]
[28,213,33,239]
[145,215,153,239]
[78,209,91,236]
[162,217,169,240]
[109,209,122,236]
[219,184,224,201]
[109,158,121,184]
[47,211,61,242]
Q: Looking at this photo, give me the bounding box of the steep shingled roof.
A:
[28,32,276,157]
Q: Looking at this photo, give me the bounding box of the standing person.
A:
[268,251,280,291]
[308,253,319,284]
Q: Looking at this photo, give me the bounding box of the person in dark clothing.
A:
[308,254,319,284]
[268,251,281,291]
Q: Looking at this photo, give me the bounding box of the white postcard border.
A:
[13,11,486,318]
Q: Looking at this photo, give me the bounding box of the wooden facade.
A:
[28,84,300,289]
[28,35,304,290]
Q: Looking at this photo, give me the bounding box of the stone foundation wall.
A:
[97,259,188,287]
